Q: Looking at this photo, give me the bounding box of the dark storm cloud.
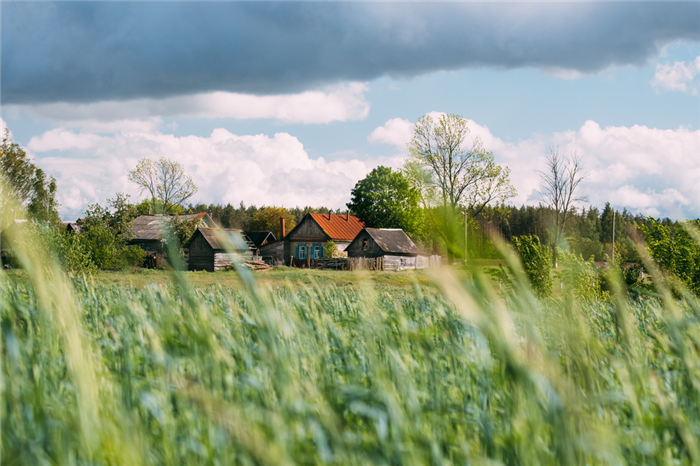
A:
[2,2,698,104]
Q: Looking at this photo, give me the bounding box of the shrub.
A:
[556,249,607,302]
[511,235,552,297]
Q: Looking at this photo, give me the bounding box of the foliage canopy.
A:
[347,166,423,238]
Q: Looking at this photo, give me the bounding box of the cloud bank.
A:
[3,2,699,104]
[9,83,370,130]
[26,127,404,220]
[370,117,700,219]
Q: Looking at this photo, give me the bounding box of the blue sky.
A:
[2,1,699,220]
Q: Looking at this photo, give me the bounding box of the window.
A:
[298,245,307,259]
[312,243,322,259]
[362,239,368,251]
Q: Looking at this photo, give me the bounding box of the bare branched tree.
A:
[128,158,197,214]
[537,146,587,266]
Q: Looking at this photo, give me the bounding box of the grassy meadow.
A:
[3,240,700,465]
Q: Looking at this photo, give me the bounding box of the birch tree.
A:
[537,146,586,266]
[405,113,516,261]
[128,158,197,214]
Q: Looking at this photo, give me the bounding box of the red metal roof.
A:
[309,213,365,242]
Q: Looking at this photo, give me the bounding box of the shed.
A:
[260,240,285,265]
[283,212,365,267]
[62,221,81,233]
[129,212,214,252]
[244,231,276,250]
[185,228,257,271]
[346,228,441,271]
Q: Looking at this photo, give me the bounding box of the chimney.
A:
[280,217,286,238]
[346,211,349,221]
[328,210,332,221]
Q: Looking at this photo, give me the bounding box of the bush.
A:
[511,235,552,297]
[556,249,607,302]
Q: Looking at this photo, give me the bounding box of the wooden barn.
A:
[128,212,215,252]
[185,228,257,271]
[346,228,441,271]
[283,212,365,267]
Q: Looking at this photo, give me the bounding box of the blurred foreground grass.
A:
[3,246,700,465]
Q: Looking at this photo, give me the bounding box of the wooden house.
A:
[185,228,257,271]
[346,228,441,271]
[128,212,215,252]
[283,212,365,267]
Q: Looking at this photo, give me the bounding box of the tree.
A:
[1,129,60,228]
[27,168,61,225]
[247,207,296,239]
[537,146,586,267]
[347,166,423,237]
[511,235,552,297]
[641,218,700,296]
[405,113,516,261]
[128,158,197,214]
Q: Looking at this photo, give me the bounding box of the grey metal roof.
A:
[130,213,211,240]
[364,228,424,255]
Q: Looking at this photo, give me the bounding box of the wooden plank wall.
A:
[213,252,254,271]
[348,255,442,271]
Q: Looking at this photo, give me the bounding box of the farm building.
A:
[244,231,276,250]
[128,212,215,252]
[346,228,441,271]
[185,228,257,271]
[283,212,365,267]
[62,221,81,233]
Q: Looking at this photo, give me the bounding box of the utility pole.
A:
[612,209,616,264]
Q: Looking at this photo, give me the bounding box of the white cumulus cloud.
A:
[10,82,370,133]
[369,116,700,219]
[368,118,414,148]
[27,126,401,220]
[651,56,700,95]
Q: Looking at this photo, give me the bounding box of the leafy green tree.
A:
[128,158,197,214]
[27,168,61,225]
[347,166,423,238]
[1,129,60,227]
[324,240,341,259]
[248,207,296,239]
[78,194,146,269]
[641,218,700,295]
[511,235,552,297]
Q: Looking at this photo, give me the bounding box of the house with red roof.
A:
[272,212,365,267]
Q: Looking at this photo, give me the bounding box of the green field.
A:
[3,252,700,465]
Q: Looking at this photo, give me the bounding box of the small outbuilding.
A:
[244,231,276,250]
[185,228,257,271]
[129,213,215,252]
[346,228,441,271]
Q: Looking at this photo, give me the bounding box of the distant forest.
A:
[187,201,663,263]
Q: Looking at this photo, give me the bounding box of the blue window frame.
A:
[297,244,307,259]
[312,243,323,259]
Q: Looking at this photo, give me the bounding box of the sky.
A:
[1,1,699,221]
